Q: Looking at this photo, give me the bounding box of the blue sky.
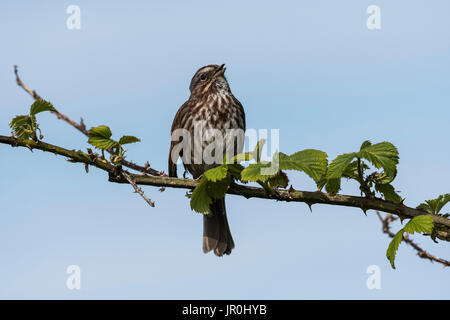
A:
[0,0,449,299]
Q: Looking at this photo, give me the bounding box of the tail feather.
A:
[203,197,234,256]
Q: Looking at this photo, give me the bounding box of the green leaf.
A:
[357,142,399,177]
[29,100,57,115]
[190,177,212,214]
[204,165,228,182]
[252,139,266,162]
[403,215,434,234]
[267,171,289,189]
[206,175,231,199]
[417,194,450,215]
[9,115,36,139]
[235,139,284,181]
[360,140,372,150]
[316,174,328,191]
[434,194,450,214]
[278,149,328,185]
[227,140,265,164]
[324,141,399,194]
[88,125,112,139]
[417,203,433,214]
[88,137,118,150]
[341,160,370,180]
[374,172,396,185]
[227,163,245,179]
[240,161,274,182]
[325,152,357,193]
[375,183,402,202]
[232,152,252,163]
[386,215,434,269]
[386,229,404,269]
[190,174,232,214]
[325,178,341,194]
[88,125,118,150]
[119,135,141,145]
[327,153,357,179]
[10,115,30,128]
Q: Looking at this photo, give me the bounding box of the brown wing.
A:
[168,100,190,177]
[232,94,246,131]
[168,142,178,177]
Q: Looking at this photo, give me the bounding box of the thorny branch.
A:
[14,65,165,177]
[3,66,450,266]
[1,134,450,242]
[376,212,450,267]
[13,65,163,206]
[122,170,155,207]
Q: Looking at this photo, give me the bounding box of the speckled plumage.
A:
[168,64,246,256]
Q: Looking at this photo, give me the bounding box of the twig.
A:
[122,170,155,207]
[376,212,450,267]
[13,65,165,177]
[14,65,42,100]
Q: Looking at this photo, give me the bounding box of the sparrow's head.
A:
[189,64,230,95]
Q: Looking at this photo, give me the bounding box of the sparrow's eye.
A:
[200,74,207,81]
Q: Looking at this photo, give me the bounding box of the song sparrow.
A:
[168,64,246,256]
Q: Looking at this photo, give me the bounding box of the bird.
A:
[168,64,246,256]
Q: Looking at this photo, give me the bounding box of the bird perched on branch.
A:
[168,64,246,256]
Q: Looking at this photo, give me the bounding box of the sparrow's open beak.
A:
[214,64,226,77]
